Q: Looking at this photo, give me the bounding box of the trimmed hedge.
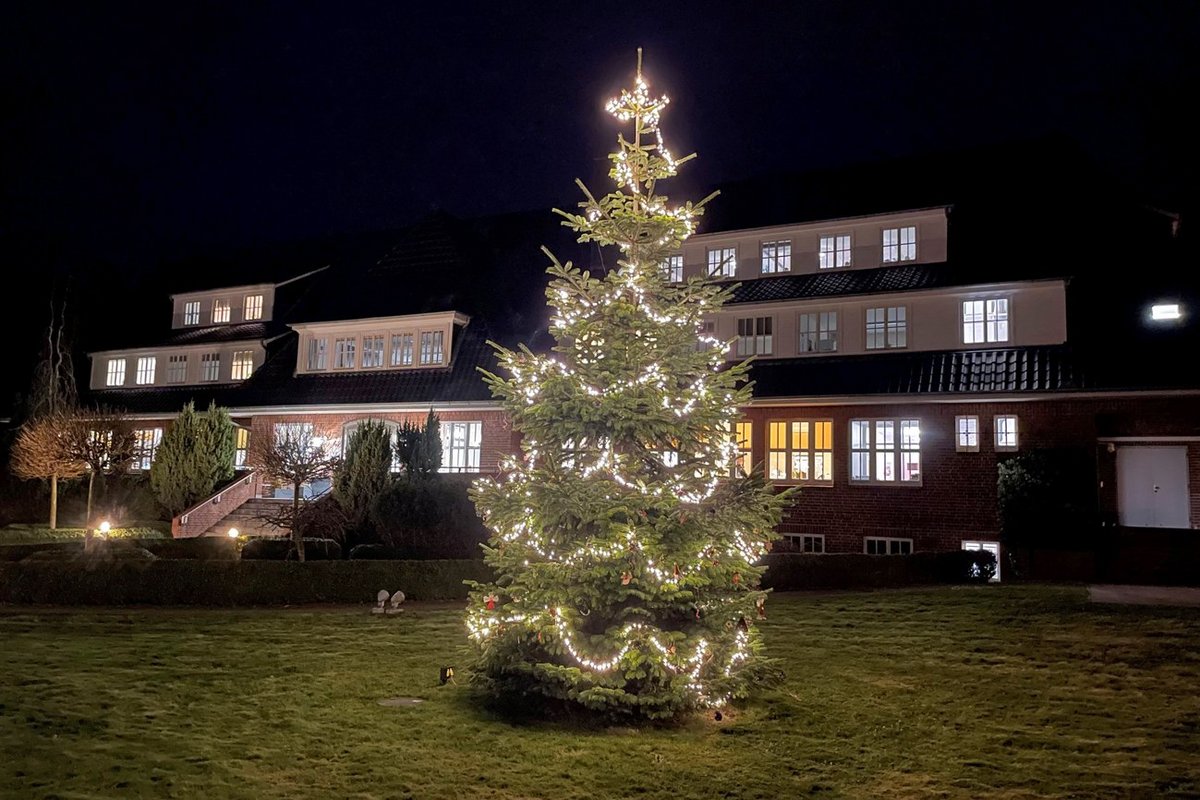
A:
[0,537,240,563]
[241,537,342,561]
[761,550,997,591]
[349,543,404,560]
[0,525,168,544]
[0,559,493,605]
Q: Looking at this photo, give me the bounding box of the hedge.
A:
[0,525,168,544]
[0,559,493,605]
[0,537,239,563]
[761,550,996,591]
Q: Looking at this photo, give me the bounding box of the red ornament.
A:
[485,594,498,611]
[621,571,632,586]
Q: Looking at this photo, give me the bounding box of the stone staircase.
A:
[201,497,291,538]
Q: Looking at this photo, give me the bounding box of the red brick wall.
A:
[173,472,262,538]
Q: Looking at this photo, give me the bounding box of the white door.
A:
[962,540,1001,582]
[1117,446,1191,529]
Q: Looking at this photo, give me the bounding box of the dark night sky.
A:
[1,1,1197,400]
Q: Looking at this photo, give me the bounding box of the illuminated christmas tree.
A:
[467,51,789,718]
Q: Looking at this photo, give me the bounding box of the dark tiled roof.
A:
[728,263,964,304]
[156,322,276,347]
[747,346,1084,398]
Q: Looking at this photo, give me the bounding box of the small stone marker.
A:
[372,589,389,615]
[377,697,424,708]
[387,590,406,615]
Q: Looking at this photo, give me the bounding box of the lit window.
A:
[963,299,1010,344]
[851,419,920,483]
[768,420,833,483]
[798,311,838,353]
[167,355,187,384]
[334,338,356,369]
[784,534,825,553]
[201,353,220,382]
[662,254,683,283]
[995,415,1018,451]
[183,301,200,326]
[956,415,980,452]
[234,428,249,468]
[761,240,792,273]
[132,428,163,471]
[1150,303,1182,321]
[212,299,231,324]
[105,359,126,387]
[361,335,385,368]
[274,421,314,445]
[882,226,917,262]
[419,331,444,365]
[865,536,913,555]
[735,317,773,356]
[391,333,414,367]
[136,356,156,385]
[733,421,752,477]
[440,421,482,473]
[231,351,254,380]
[307,338,327,370]
[697,320,717,352]
[243,295,264,321]
[661,450,679,468]
[819,235,851,269]
[866,306,907,349]
[707,246,737,278]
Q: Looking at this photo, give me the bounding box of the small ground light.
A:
[227,527,240,538]
[97,521,111,535]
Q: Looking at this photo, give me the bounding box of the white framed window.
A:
[391,333,414,367]
[662,254,683,283]
[361,335,385,368]
[955,415,980,452]
[768,420,834,483]
[231,350,254,380]
[962,298,1010,344]
[819,234,851,269]
[334,338,356,369]
[697,320,717,352]
[212,299,231,324]
[234,428,249,468]
[733,421,752,477]
[167,354,188,384]
[201,353,220,382]
[882,226,917,263]
[440,421,482,473]
[865,536,913,555]
[735,317,773,356]
[105,358,126,387]
[707,246,737,278]
[307,337,327,370]
[784,533,825,553]
[243,294,264,321]
[994,415,1019,451]
[274,421,314,445]
[183,301,200,326]
[962,540,1001,582]
[136,356,156,385]
[419,331,445,365]
[798,311,839,353]
[866,306,907,349]
[851,419,921,483]
[132,428,163,471]
[760,240,792,273]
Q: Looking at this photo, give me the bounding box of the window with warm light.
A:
[733,421,753,476]
[136,356,156,385]
[963,298,1009,344]
[440,421,482,473]
[243,294,264,321]
[819,234,851,269]
[132,428,162,471]
[882,226,917,262]
[851,419,921,483]
[167,354,187,384]
[183,301,200,326]
[361,335,385,368]
[798,311,839,353]
[995,415,1019,451]
[231,350,254,380]
[662,254,683,283]
[334,338,356,369]
[735,316,773,356]
[955,415,980,452]
[760,240,792,273]
[419,331,445,365]
[707,246,737,278]
[106,359,126,387]
[212,299,231,324]
[866,306,907,349]
[307,337,327,370]
[234,428,249,468]
[201,353,220,381]
[768,420,833,483]
[865,536,913,555]
[391,333,414,367]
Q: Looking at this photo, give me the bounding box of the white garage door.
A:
[1116,446,1191,529]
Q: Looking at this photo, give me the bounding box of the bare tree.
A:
[250,425,340,561]
[10,412,86,528]
[60,408,137,526]
[28,298,78,421]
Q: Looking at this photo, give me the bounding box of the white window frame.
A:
[419,330,445,365]
[307,337,327,371]
[234,428,250,469]
[334,338,356,369]
[201,353,220,382]
[994,415,1019,452]
[760,240,792,274]
[212,299,231,324]
[662,254,683,283]
[865,306,907,350]
[105,358,126,387]
[818,234,851,269]
[391,333,414,367]
[865,536,913,555]
[706,246,737,279]
[231,350,254,381]
[243,294,264,321]
[440,421,482,473]
[850,418,921,484]
[798,311,839,354]
[962,298,1010,344]
[785,533,825,553]
[135,356,156,386]
[183,301,200,326]
[955,415,980,453]
[735,316,773,356]
[166,354,188,384]
[768,420,834,484]
[732,421,752,477]
[697,320,718,353]
[962,540,1002,582]
[882,226,917,263]
[361,335,385,368]
[132,428,163,471]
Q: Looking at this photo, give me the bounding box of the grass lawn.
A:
[2,586,1198,799]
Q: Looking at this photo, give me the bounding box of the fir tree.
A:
[467,52,790,718]
[149,402,235,514]
[334,419,393,526]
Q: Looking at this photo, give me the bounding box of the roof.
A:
[157,322,276,347]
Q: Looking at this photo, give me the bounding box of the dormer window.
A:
[212,299,231,324]
[231,351,254,380]
[136,356,156,385]
[334,338,356,369]
[419,331,445,365]
[184,301,200,326]
[106,358,126,387]
[307,338,328,370]
[243,295,264,321]
[760,241,792,273]
[662,254,683,283]
[707,247,737,279]
[819,235,851,269]
[391,333,414,367]
[361,335,385,368]
[883,227,917,262]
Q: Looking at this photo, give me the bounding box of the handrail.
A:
[173,471,262,538]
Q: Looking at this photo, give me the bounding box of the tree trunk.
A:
[292,482,304,562]
[49,473,58,530]
[86,470,95,528]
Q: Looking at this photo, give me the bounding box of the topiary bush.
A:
[369,477,488,559]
